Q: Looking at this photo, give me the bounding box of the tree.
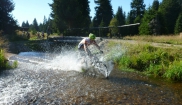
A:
[139,0,161,35]
[152,0,160,11]
[21,21,26,27]
[115,6,125,25]
[177,0,182,7]
[109,17,119,37]
[43,16,47,26]
[25,21,29,28]
[77,0,91,28]
[115,6,126,36]
[43,16,47,31]
[98,19,106,37]
[39,16,48,32]
[158,0,181,34]
[92,0,113,27]
[130,0,146,23]
[126,12,135,24]
[174,12,182,34]
[49,0,90,34]
[32,18,39,31]
[0,0,17,34]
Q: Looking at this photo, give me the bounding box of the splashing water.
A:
[99,43,126,77]
[43,51,83,71]
[0,43,125,104]
[1,41,182,104]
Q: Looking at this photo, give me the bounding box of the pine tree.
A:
[21,21,26,27]
[77,0,90,28]
[158,0,181,34]
[177,0,182,7]
[0,0,17,34]
[115,6,125,25]
[49,0,90,33]
[152,0,160,11]
[126,12,133,24]
[42,16,48,32]
[115,6,126,36]
[139,0,161,35]
[25,21,29,28]
[32,18,39,31]
[93,0,113,27]
[130,0,146,23]
[174,12,182,34]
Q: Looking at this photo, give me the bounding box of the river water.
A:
[0,49,182,104]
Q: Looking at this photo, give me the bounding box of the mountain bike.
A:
[80,51,109,78]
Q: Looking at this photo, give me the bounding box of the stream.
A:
[0,48,182,104]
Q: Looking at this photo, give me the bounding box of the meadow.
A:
[108,35,182,81]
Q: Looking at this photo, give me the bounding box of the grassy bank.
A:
[0,36,18,71]
[0,49,18,71]
[107,37,182,81]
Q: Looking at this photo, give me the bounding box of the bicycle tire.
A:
[95,62,108,77]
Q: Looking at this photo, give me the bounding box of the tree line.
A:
[1,0,182,38]
[21,16,51,35]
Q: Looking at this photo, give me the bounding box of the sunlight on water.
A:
[0,43,125,104]
[43,51,83,71]
[0,69,40,104]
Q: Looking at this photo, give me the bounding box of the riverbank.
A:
[105,39,182,81]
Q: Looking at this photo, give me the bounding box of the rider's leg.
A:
[78,47,87,64]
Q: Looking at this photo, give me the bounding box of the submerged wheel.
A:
[96,62,108,77]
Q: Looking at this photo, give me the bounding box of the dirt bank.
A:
[4,41,30,60]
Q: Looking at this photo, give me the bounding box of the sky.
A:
[12,0,162,26]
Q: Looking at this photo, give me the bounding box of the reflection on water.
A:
[0,51,182,104]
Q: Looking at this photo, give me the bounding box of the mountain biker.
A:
[78,33,103,58]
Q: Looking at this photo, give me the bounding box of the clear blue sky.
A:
[12,0,162,26]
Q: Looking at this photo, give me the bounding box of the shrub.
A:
[0,49,6,70]
[0,49,18,71]
[164,61,182,81]
[115,43,181,79]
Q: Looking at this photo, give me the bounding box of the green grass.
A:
[106,40,182,81]
[164,61,182,81]
[0,49,18,71]
[0,49,6,70]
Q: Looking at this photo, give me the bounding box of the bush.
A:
[0,49,18,71]
[0,49,7,70]
[164,61,182,81]
[114,43,181,81]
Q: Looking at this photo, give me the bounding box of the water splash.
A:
[43,50,83,71]
[99,43,126,77]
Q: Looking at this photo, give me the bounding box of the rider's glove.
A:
[100,50,103,54]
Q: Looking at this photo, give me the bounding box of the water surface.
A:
[0,51,181,104]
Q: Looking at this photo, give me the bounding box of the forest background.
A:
[1,0,182,38]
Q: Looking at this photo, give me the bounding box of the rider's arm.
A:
[93,40,101,50]
[93,40,103,53]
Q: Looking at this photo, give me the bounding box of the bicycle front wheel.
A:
[96,62,108,78]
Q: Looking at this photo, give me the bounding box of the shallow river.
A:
[0,51,182,105]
